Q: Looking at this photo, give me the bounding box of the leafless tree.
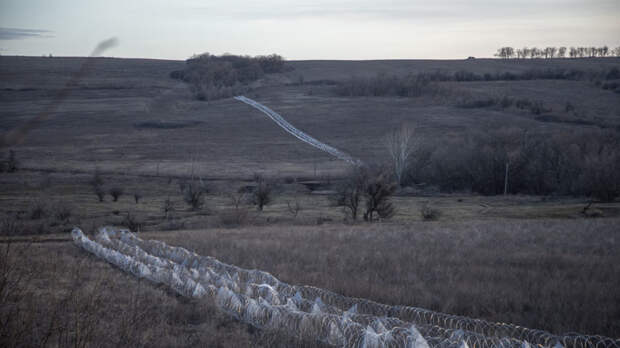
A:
[569,47,578,58]
[252,175,273,211]
[109,187,124,202]
[385,124,418,186]
[162,197,174,219]
[363,170,396,222]
[495,47,515,59]
[181,180,208,210]
[558,47,567,58]
[229,191,247,210]
[331,166,367,221]
[286,199,303,218]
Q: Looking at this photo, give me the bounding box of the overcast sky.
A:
[0,0,618,60]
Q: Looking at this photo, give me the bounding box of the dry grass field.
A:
[2,219,619,347]
[1,55,620,346]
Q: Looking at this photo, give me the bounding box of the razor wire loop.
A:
[72,227,620,348]
[234,96,363,166]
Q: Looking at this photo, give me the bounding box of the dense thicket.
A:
[171,53,288,101]
[404,129,620,201]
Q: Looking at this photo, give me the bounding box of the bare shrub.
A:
[162,197,174,219]
[229,191,247,210]
[335,73,438,97]
[363,170,397,222]
[286,199,303,218]
[331,167,366,221]
[181,180,208,210]
[109,187,124,202]
[122,212,143,232]
[252,175,273,211]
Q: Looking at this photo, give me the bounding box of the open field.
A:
[1,56,619,177]
[2,219,619,347]
[1,56,620,346]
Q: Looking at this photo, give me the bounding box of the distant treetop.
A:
[494,45,620,59]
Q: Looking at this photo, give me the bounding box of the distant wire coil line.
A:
[234,96,363,166]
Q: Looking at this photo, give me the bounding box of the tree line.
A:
[494,46,620,59]
[390,126,620,202]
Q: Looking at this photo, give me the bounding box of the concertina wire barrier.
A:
[234,96,363,167]
[72,227,620,348]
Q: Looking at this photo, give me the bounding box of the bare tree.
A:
[229,191,247,210]
[558,47,567,58]
[181,180,208,210]
[162,197,174,219]
[569,47,578,58]
[252,175,273,211]
[363,170,397,222]
[331,166,366,221]
[495,47,515,59]
[385,124,417,186]
[109,187,124,202]
[286,199,303,218]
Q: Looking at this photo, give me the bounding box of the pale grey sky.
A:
[0,0,618,60]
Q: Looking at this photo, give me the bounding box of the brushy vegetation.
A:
[180,180,209,211]
[252,175,273,212]
[404,128,620,201]
[457,96,552,115]
[171,53,289,101]
[334,67,620,98]
[332,166,397,222]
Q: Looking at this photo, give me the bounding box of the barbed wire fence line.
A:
[72,227,620,348]
[234,96,363,166]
